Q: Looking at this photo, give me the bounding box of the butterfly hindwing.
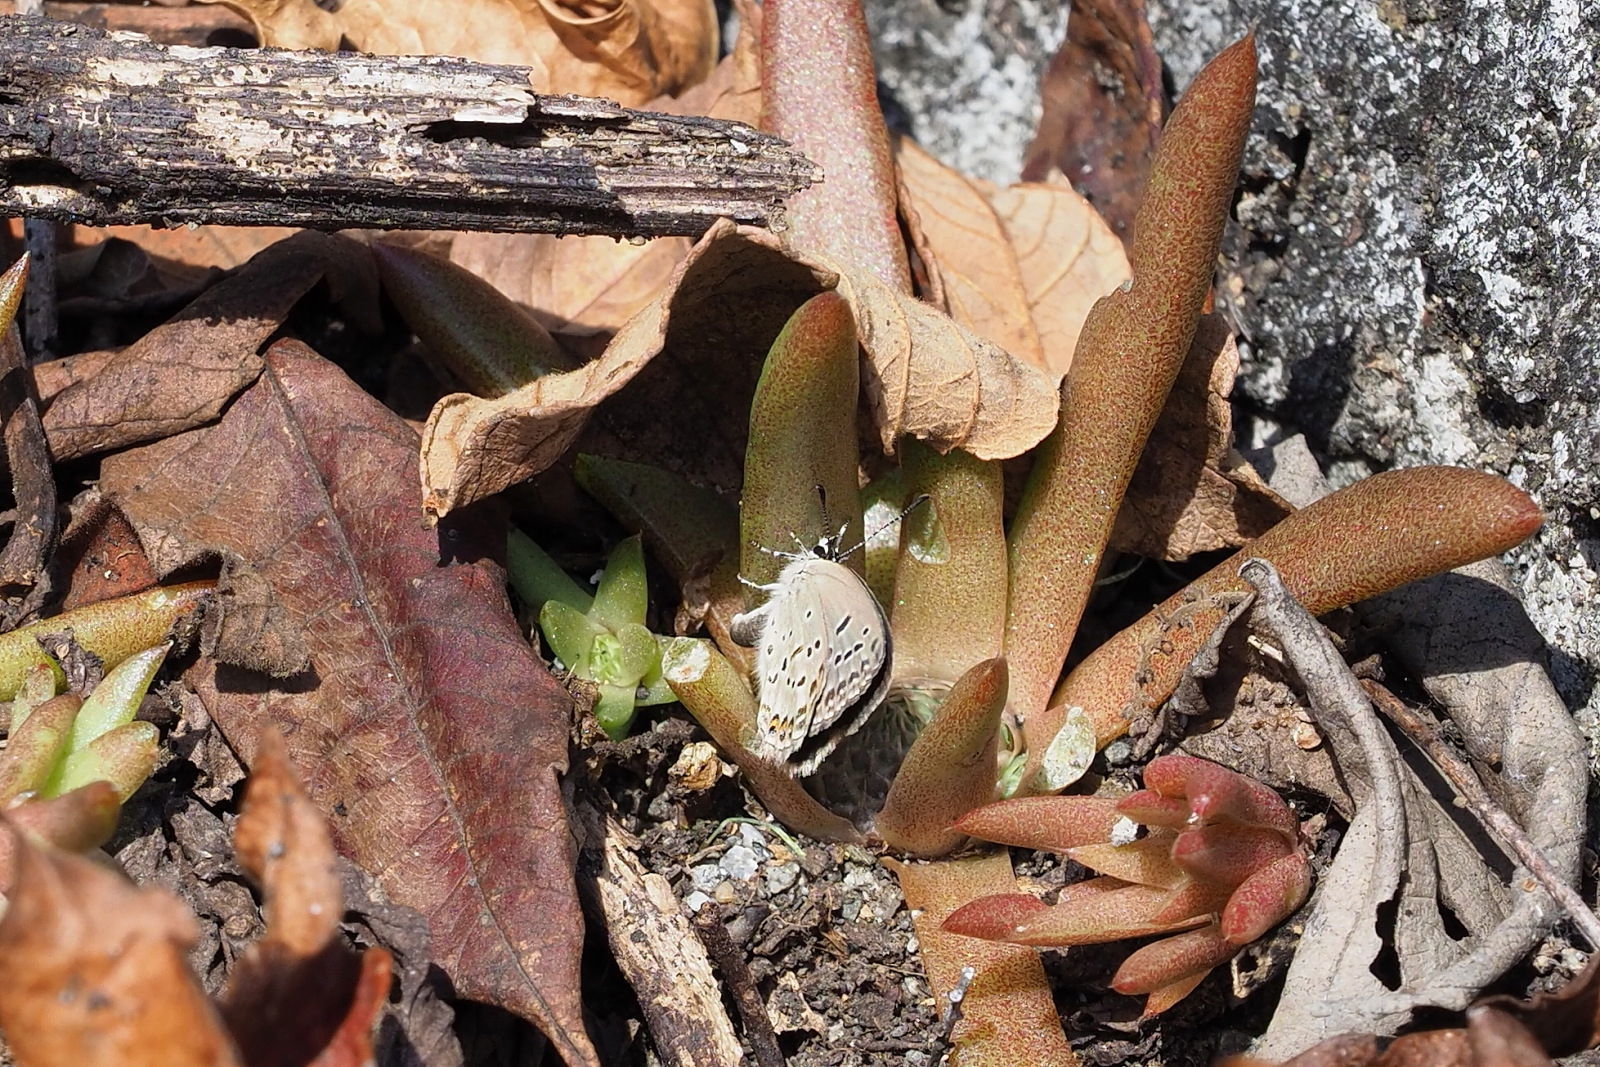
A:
[751,556,890,773]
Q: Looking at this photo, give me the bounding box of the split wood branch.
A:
[0,16,817,236]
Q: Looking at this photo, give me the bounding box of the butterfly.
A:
[731,528,893,777]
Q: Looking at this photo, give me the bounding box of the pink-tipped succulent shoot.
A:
[946,754,1311,1016]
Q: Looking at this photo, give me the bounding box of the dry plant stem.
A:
[1362,678,1600,951]
[577,808,744,1067]
[761,0,911,291]
[0,17,816,236]
[1022,467,1542,788]
[1003,33,1257,720]
[691,907,786,1067]
[20,220,54,360]
[0,255,56,600]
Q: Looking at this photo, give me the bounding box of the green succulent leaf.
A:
[63,644,169,756]
[593,684,640,741]
[50,720,160,802]
[508,528,594,615]
[539,600,605,675]
[591,536,649,633]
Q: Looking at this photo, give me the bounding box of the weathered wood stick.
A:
[0,16,818,236]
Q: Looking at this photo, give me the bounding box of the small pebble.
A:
[689,863,723,893]
[720,844,761,880]
[683,890,713,913]
[713,881,738,904]
[764,861,802,895]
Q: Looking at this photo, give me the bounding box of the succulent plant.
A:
[508,529,673,739]
[945,755,1311,1016]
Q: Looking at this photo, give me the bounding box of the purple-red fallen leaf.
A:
[100,341,596,1066]
[0,823,243,1067]
[1021,0,1164,242]
[222,728,389,1067]
[33,235,347,462]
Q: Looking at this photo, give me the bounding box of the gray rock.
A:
[864,0,1600,716]
[719,843,762,880]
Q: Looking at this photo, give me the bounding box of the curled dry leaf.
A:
[1242,554,1584,1060]
[203,0,717,105]
[447,0,763,360]
[34,233,371,463]
[1021,0,1165,242]
[101,342,598,1066]
[221,728,391,1067]
[0,825,243,1067]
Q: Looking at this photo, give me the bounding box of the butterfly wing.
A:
[751,558,890,773]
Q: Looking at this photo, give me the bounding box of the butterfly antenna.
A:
[835,494,930,561]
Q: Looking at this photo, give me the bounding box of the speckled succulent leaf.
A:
[940,892,1049,941]
[876,657,1006,857]
[739,292,864,594]
[661,637,862,843]
[1116,789,1191,829]
[8,663,59,735]
[507,529,593,615]
[1220,849,1311,945]
[996,882,1210,947]
[953,794,1125,852]
[7,781,120,854]
[591,536,649,634]
[889,442,1007,686]
[1149,875,1234,925]
[1140,970,1211,1018]
[1003,33,1258,721]
[538,600,603,674]
[1025,466,1542,783]
[1171,823,1294,887]
[0,582,212,701]
[1111,922,1237,1003]
[1141,754,1300,841]
[372,241,573,398]
[0,695,79,803]
[1068,834,1185,889]
[61,645,168,757]
[50,721,159,802]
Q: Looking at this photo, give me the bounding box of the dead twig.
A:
[1362,678,1600,951]
[691,906,787,1067]
[0,17,816,236]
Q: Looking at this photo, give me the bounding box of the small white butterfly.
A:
[731,529,893,777]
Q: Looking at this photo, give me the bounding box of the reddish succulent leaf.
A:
[1143,754,1299,838]
[1171,823,1294,887]
[1220,850,1311,944]
[762,0,909,291]
[1116,789,1190,829]
[1149,876,1234,925]
[942,892,1051,941]
[1001,882,1210,947]
[891,854,1076,1066]
[953,794,1124,851]
[1021,0,1164,242]
[1068,834,1185,888]
[0,782,120,888]
[57,496,159,611]
[1112,922,1236,995]
[223,729,389,1067]
[1142,969,1210,1018]
[100,342,596,1066]
[0,825,243,1066]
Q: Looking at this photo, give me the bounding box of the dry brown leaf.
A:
[68,224,300,285]
[446,0,762,358]
[1021,0,1164,243]
[203,0,716,105]
[34,233,374,463]
[831,259,1059,462]
[221,729,389,1067]
[1111,313,1291,559]
[423,221,833,517]
[0,827,243,1067]
[986,182,1131,374]
[894,137,1045,367]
